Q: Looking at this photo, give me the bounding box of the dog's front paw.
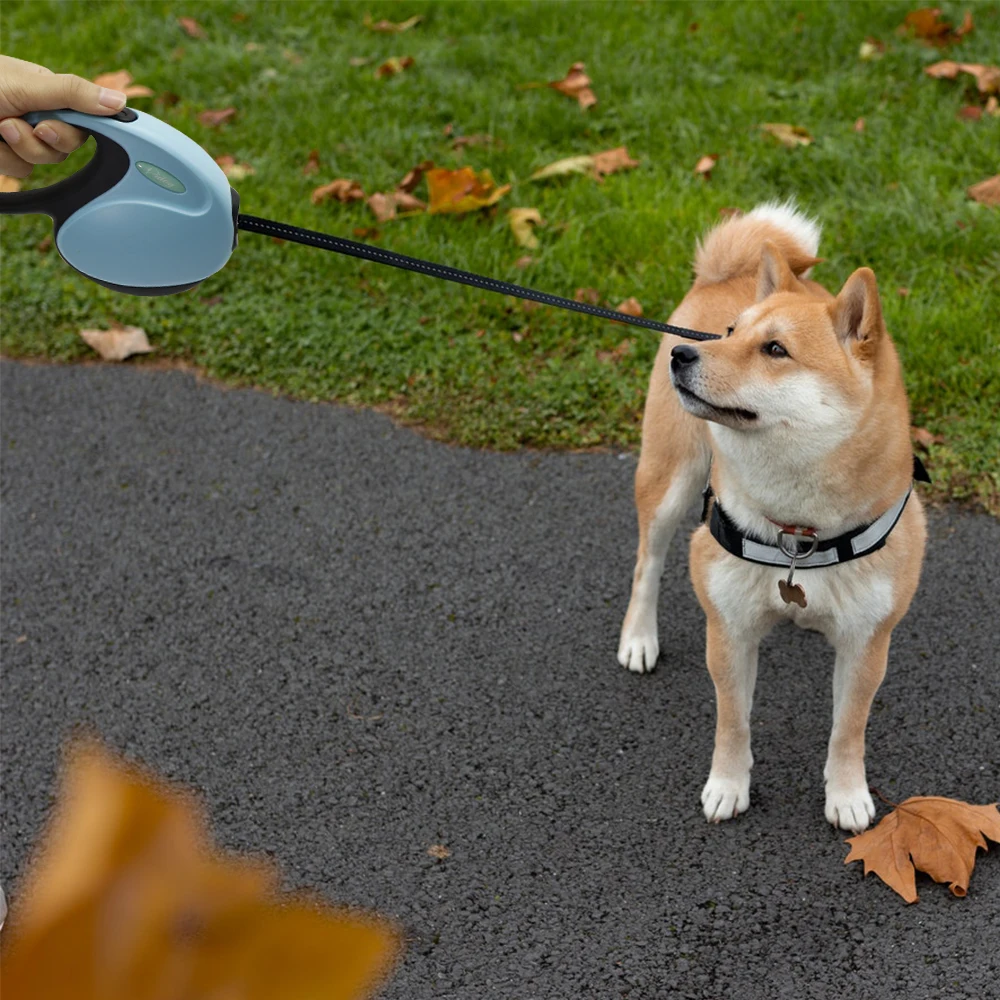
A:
[825,785,875,833]
[617,629,659,674]
[701,772,750,823]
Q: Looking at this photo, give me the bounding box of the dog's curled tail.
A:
[693,199,822,285]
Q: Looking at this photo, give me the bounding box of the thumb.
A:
[14,70,126,116]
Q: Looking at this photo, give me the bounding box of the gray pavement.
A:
[1,359,998,998]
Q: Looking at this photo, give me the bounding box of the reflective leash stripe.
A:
[237,214,722,342]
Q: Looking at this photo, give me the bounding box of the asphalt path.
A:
[2,359,998,999]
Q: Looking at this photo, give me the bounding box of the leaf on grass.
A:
[611,297,643,324]
[349,56,371,67]
[452,134,494,151]
[198,107,236,127]
[693,154,718,178]
[899,8,974,46]
[0,174,22,193]
[353,227,381,240]
[397,160,434,193]
[214,155,255,181]
[530,146,639,183]
[426,166,510,214]
[177,16,206,39]
[957,105,982,120]
[574,287,600,304]
[508,208,544,249]
[79,325,154,362]
[858,37,886,61]
[911,426,944,448]
[967,175,1000,206]
[374,56,414,79]
[426,844,450,859]
[302,149,321,176]
[925,61,1000,94]
[312,179,366,205]
[1,739,400,1000]
[514,255,533,268]
[854,117,866,132]
[844,796,1000,902]
[92,70,154,98]
[596,338,634,364]
[363,13,423,33]
[547,61,597,109]
[760,123,813,147]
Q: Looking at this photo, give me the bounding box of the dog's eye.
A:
[763,340,788,358]
[726,325,735,337]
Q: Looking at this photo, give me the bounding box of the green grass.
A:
[2,0,998,513]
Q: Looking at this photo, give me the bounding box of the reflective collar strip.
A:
[709,487,913,569]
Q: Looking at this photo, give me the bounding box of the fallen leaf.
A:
[693,154,718,178]
[547,61,597,109]
[574,287,600,304]
[92,70,154,98]
[367,192,397,222]
[302,149,321,176]
[912,425,944,448]
[441,123,453,137]
[592,146,640,178]
[530,146,639,183]
[611,297,643,325]
[897,286,912,297]
[353,227,381,240]
[0,174,22,193]
[197,107,236,127]
[363,13,423,33]
[859,37,886,60]
[760,122,813,147]
[397,159,434,193]
[957,105,982,120]
[514,255,533,268]
[452,134,494,151]
[177,15,206,38]
[214,155,255,181]
[426,844,451,859]
[854,117,866,132]
[596,338,634,363]
[312,179,366,205]
[508,207,544,249]
[1,739,400,999]
[79,325,154,362]
[844,796,1000,902]
[967,174,1000,206]
[925,60,1000,94]
[392,190,426,212]
[155,91,181,108]
[15,635,27,643]
[374,56,414,79]
[349,56,371,67]
[900,8,974,46]
[426,166,510,214]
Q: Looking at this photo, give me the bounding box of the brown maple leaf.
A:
[925,60,1000,94]
[900,8,974,46]
[177,16,206,38]
[197,107,236,128]
[312,179,366,205]
[547,61,597,109]
[397,160,435,194]
[844,796,1000,902]
[967,174,1000,206]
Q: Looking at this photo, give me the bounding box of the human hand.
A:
[0,54,128,179]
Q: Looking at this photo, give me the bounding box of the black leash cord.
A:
[237,214,721,342]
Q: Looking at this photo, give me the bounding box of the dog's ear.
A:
[831,267,884,352]
[756,241,798,301]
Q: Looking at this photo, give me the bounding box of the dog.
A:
[617,201,926,833]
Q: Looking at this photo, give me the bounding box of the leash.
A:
[236,214,722,342]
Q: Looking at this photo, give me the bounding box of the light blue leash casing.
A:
[0,107,237,294]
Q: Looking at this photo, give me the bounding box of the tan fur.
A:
[618,207,926,832]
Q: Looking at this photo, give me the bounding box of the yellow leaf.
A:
[508,207,544,249]
[530,147,639,183]
[530,154,596,181]
[78,325,154,362]
[426,167,510,214]
[759,122,814,147]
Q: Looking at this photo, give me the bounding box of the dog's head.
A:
[670,242,893,448]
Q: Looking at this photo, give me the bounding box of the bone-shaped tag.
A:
[778,578,807,607]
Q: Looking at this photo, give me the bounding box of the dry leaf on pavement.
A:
[1,739,400,1000]
[312,179,366,205]
[844,796,1000,902]
[92,70,154,98]
[426,166,510,214]
[214,155,255,181]
[177,16,206,38]
[375,57,414,79]
[760,123,814,147]
[79,325,154,362]
[197,107,236,127]
[548,61,597,109]
[967,175,1000,205]
[363,13,423,33]
[427,844,451,859]
[508,208,544,249]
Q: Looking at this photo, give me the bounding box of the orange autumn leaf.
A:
[177,16,206,39]
[693,154,718,178]
[844,796,1000,902]
[1,739,400,1000]
[900,8,974,46]
[312,179,366,205]
[547,61,597,109]
[198,107,236,127]
[374,56,414,79]
[610,297,643,325]
[92,70,154,98]
[967,174,1000,206]
[302,149,321,176]
[426,166,510,214]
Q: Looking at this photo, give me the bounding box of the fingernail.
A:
[34,124,58,145]
[0,120,21,143]
[98,88,127,110]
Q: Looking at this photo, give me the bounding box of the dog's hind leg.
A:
[617,392,709,673]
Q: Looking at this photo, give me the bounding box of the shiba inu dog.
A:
[618,201,926,833]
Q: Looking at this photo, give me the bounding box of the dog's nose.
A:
[670,344,700,369]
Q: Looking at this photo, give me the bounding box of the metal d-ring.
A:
[778,530,818,562]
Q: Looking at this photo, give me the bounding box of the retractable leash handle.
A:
[0,108,238,294]
[0,108,720,340]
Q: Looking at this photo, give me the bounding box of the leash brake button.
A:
[110,108,139,123]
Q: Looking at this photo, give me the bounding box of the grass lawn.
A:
[1,0,997,513]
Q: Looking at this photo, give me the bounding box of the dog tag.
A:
[777,530,817,608]
[778,573,807,607]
